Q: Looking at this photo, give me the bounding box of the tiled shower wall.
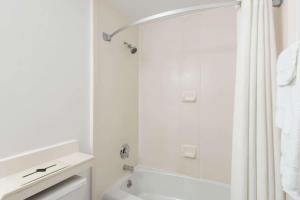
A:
[93,0,139,198]
[138,7,236,183]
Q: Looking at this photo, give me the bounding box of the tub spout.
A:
[123,164,134,172]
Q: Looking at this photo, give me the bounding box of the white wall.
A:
[0,0,92,199]
[93,0,139,198]
[275,0,300,51]
[139,8,236,184]
[0,0,92,157]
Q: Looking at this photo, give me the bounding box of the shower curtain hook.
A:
[233,0,283,8]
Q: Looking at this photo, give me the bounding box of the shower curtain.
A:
[231,0,284,200]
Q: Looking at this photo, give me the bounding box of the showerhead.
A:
[124,42,138,54]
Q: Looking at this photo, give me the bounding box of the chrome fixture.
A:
[126,179,133,188]
[273,0,283,7]
[123,164,134,172]
[124,42,138,54]
[103,0,283,42]
[120,144,130,159]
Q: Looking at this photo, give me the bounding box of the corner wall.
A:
[93,0,139,198]
[274,0,300,51]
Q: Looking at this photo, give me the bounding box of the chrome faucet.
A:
[123,164,134,172]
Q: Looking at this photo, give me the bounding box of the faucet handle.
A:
[120,144,130,159]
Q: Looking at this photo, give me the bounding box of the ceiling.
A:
[106,0,223,20]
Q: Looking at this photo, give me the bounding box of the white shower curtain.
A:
[231,0,284,200]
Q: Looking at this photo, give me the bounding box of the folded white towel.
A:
[277,43,299,86]
[277,41,300,199]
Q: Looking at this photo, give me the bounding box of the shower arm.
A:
[102,0,283,42]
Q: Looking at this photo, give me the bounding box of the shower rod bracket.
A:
[102,0,282,42]
[272,0,283,7]
[103,32,112,42]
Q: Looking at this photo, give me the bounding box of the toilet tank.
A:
[26,176,88,200]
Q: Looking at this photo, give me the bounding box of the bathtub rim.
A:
[101,165,230,200]
[132,166,230,188]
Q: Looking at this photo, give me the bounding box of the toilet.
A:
[26,176,87,200]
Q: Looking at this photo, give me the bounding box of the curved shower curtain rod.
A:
[102,0,283,42]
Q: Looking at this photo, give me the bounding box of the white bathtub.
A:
[102,167,230,200]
